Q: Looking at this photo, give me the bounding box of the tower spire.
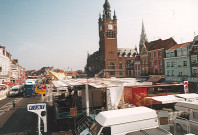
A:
[103,0,111,19]
[113,10,117,20]
[139,20,148,54]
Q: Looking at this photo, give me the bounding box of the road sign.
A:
[27,103,47,133]
[35,85,46,95]
[184,81,189,94]
[27,103,46,114]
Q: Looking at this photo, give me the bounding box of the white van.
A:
[10,85,23,96]
[174,101,198,134]
[80,107,172,135]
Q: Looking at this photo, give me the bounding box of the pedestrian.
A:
[12,99,16,110]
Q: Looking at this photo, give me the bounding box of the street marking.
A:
[0,98,23,116]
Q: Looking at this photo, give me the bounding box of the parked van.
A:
[81,107,172,135]
[10,85,23,96]
[174,101,198,134]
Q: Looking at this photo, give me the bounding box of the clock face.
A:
[108,24,113,30]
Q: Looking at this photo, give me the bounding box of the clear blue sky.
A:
[0,0,198,71]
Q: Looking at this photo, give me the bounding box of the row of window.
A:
[167,70,188,76]
[166,50,187,58]
[109,63,140,69]
[167,61,187,67]
[149,51,162,58]
[106,31,116,38]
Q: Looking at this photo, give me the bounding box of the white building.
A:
[0,46,12,84]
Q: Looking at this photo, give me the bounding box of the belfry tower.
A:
[98,0,118,76]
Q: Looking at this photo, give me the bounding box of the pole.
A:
[38,115,41,135]
[85,83,89,116]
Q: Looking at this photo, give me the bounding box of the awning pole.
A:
[85,83,89,116]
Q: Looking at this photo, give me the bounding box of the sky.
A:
[0,0,198,71]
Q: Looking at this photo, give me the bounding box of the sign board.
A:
[27,103,47,133]
[27,103,46,114]
[184,81,189,94]
[35,85,46,95]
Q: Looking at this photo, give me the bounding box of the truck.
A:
[80,107,172,135]
[23,79,38,97]
[174,100,198,134]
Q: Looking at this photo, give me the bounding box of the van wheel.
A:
[176,124,183,132]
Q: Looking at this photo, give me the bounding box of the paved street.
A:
[0,95,42,135]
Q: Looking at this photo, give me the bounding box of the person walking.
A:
[12,99,16,110]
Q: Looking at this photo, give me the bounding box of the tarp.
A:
[144,95,183,104]
[175,93,198,100]
[52,81,67,88]
[48,71,67,81]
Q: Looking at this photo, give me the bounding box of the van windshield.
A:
[24,85,34,89]
[12,89,18,91]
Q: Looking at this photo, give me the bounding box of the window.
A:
[154,52,157,57]
[183,61,187,66]
[119,63,122,69]
[179,71,182,76]
[166,53,170,58]
[150,53,153,58]
[171,61,175,67]
[158,51,162,57]
[177,50,181,56]
[160,69,163,74]
[178,61,181,67]
[0,67,2,72]
[151,61,153,66]
[155,60,157,65]
[159,60,162,65]
[172,70,175,76]
[167,70,170,76]
[193,69,197,76]
[167,62,170,67]
[191,55,197,64]
[171,52,174,57]
[108,63,115,76]
[182,50,187,56]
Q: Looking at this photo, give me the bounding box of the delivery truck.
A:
[23,79,38,97]
[80,107,172,135]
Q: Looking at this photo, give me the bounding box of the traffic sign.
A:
[184,81,189,94]
[27,103,46,114]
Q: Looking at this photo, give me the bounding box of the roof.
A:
[169,41,192,50]
[146,37,176,51]
[95,107,157,127]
